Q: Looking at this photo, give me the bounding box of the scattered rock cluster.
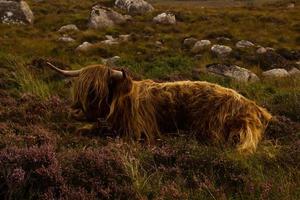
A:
[75,34,131,52]
[183,37,300,81]
[1,0,298,82]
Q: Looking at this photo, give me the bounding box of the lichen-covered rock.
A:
[262,68,290,78]
[58,24,79,33]
[183,37,198,48]
[153,12,176,25]
[206,63,260,82]
[75,42,94,52]
[88,5,131,30]
[58,36,75,43]
[258,50,288,70]
[191,40,211,53]
[211,45,232,57]
[288,67,300,76]
[236,40,255,48]
[119,34,131,42]
[0,1,34,24]
[115,0,154,15]
[256,47,267,54]
[102,56,121,66]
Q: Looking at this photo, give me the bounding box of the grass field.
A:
[0,0,299,199]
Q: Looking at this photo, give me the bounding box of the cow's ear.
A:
[111,68,132,95]
[121,69,127,79]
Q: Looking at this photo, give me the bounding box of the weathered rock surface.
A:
[256,47,267,54]
[191,40,211,53]
[100,35,119,45]
[206,63,259,82]
[0,0,34,24]
[119,34,131,42]
[258,50,288,70]
[236,40,255,48]
[288,67,300,76]
[287,3,295,9]
[153,13,176,25]
[102,56,121,66]
[276,48,300,61]
[88,5,131,30]
[58,36,75,43]
[115,0,154,15]
[75,42,94,52]
[262,68,289,78]
[211,45,232,57]
[58,24,79,33]
[216,37,231,42]
[183,37,198,48]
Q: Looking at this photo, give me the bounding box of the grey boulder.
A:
[191,40,211,53]
[153,12,176,25]
[206,63,260,82]
[88,5,131,30]
[211,45,232,57]
[115,0,154,15]
[262,68,290,78]
[0,0,34,24]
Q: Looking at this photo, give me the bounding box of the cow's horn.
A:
[46,62,82,77]
[111,69,123,79]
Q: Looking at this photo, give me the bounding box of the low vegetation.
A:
[0,0,299,199]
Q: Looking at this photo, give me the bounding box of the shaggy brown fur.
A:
[71,65,272,153]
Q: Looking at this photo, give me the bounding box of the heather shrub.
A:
[42,186,98,200]
[265,115,300,143]
[155,182,188,200]
[0,145,63,199]
[61,146,138,200]
[2,93,70,126]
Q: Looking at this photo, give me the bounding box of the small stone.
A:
[183,37,198,48]
[155,41,163,46]
[119,34,131,42]
[236,40,255,48]
[287,3,295,9]
[153,12,176,25]
[75,42,94,52]
[257,47,267,54]
[58,36,75,42]
[211,45,232,57]
[194,54,203,60]
[105,35,114,40]
[265,47,275,51]
[102,56,121,66]
[288,67,300,76]
[216,37,231,41]
[58,24,79,33]
[101,38,119,45]
[191,40,211,53]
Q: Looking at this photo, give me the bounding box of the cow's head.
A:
[46,62,133,121]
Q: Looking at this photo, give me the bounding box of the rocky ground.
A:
[0,0,299,199]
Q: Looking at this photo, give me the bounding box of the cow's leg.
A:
[75,123,97,136]
[75,119,117,137]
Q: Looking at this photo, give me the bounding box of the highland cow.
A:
[47,63,272,153]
